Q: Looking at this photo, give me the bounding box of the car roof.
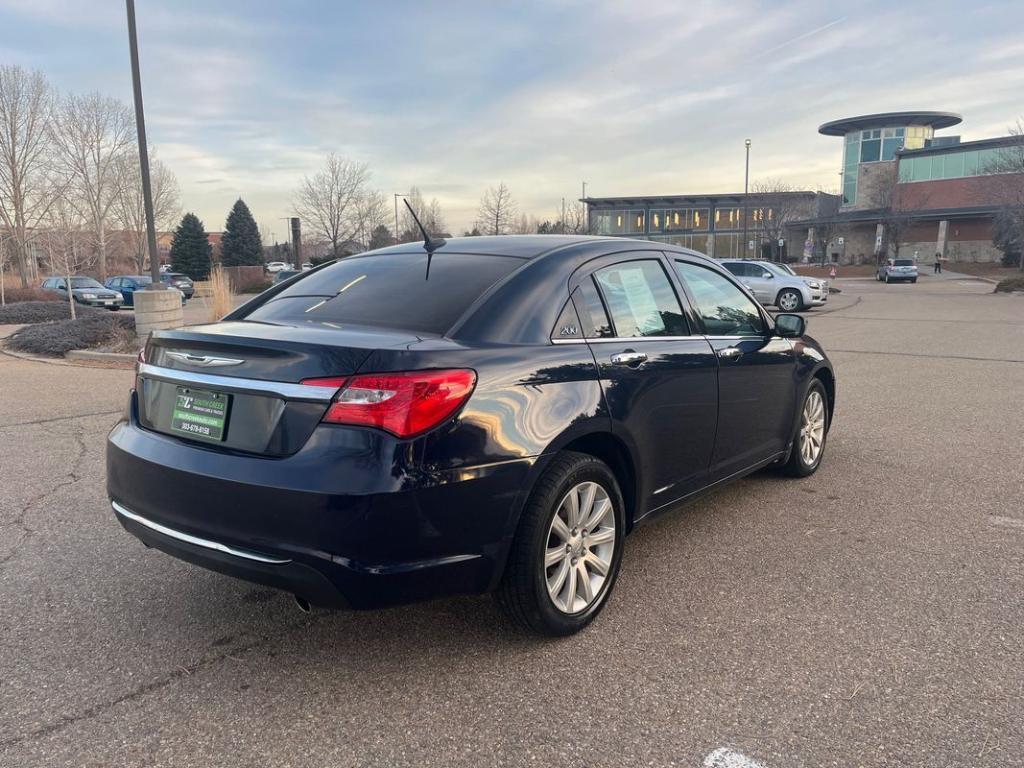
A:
[366,234,629,260]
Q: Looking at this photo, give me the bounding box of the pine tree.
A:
[220,198,263,267]
[168,213,212,280]
[368,224,393,251]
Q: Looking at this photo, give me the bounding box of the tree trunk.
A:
[66,272,76,320]
[96,224,108,282]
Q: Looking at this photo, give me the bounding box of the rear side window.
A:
[592,260,688,338]
[243,252,524,335]
[673,261,765,336]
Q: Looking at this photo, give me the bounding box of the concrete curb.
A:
[0,344,134,369]
[65,349,137,363]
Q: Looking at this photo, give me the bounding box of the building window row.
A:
[898,146,1017,183]
[591,209,646,235]
[649,208,709,233]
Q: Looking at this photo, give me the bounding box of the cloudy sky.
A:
[3,0,1022,237]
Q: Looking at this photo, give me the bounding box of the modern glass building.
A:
[582,192,822,259]
[818,111,962,207]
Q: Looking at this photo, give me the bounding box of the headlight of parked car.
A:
[81,292,97,299]
[807,281,820,288]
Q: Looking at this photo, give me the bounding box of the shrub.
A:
[7,313,135,357]
[0,300,99,324]
[238,279,272,294]
[994,276,1024,293]
[207,267,233,322]
[2,286,61,303]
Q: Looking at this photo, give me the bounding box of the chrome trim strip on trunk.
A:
[112,501,292,564]
[138,362,337,402]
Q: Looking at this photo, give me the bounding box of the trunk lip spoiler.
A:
[137,362,338,402]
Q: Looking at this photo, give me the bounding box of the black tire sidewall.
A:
[788,380,828,476]
[528,458,625,634]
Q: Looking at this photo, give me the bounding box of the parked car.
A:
[717,259,827,311]
[272,269,303,284]
[41,276,123,310]
[758,260,829,300]
[107,235,835,636]
[105,275,185,307]
[159,272,195,299]
[877,258,918,283]
[265,261,292,273]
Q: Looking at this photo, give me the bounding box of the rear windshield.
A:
[893,259,915,266]
[70,277,103,288]
[242,251,524,334]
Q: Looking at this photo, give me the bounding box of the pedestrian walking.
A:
[934,253,942,274]
[829,263,837,281]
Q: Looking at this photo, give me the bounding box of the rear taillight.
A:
[303,369,476,438]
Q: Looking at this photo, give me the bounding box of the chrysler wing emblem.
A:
[166,351,245,367]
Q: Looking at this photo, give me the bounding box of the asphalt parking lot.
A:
[1,274,1021,768]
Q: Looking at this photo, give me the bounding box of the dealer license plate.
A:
[170,386,230,442]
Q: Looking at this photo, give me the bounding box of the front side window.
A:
[592,260,688,338]
[674,261,765,337]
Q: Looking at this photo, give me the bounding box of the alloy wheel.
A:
[544,481,616,614]
[799,390,826,466]
[779,290,800,311]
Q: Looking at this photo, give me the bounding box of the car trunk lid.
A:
[137,321,426,456]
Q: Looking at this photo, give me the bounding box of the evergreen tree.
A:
[368,224,393,251]
[168,212,212,280]
[220,198,263,266]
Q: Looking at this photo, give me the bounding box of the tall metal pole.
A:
[393,194,401,243]
[581,181,587,233]
[742,138,751,259]
[125,0,163,289]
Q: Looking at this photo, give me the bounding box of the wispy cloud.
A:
[2,0,1021,232]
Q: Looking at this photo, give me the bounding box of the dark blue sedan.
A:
[105,275,186,307]
[107,236,835,635]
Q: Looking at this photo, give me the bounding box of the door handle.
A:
[610,350,648,367]
[717,346,743,360]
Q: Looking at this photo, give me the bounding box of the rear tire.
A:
[782,380,829,477]
[497,451,625,636]
[911,278,917,284]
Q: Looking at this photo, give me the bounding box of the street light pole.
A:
[393,193,410,244]
[581,181,588,232]
[742,138,751,260]
[125,0,164,288]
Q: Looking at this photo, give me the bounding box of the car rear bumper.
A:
[106,412,533,609]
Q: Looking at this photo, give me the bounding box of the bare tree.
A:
[352,188,388,249]
[475,182,517,235]
[112,148,180,272]
[399,186,447,241]
[749,180,817,261]
[293,153,373,257]
[874,165,932,263]
[42,194,93,320]
[984,120,1024,270]
[51,91,134,281]
[0,65,59,288]
[562,200,587,234]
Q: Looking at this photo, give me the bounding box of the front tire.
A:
[497,451,625,636]
[777,288,804,312]
[782,380,829,477]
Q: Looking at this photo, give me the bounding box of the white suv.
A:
[717,259,828,312]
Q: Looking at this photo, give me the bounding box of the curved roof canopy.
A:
[818,111,962,136]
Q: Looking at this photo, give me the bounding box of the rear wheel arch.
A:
[560,432,639,533]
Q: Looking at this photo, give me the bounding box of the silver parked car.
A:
[717,259,828,311]
[876,258,918,283]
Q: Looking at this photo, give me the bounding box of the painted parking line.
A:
[703,747,770,768]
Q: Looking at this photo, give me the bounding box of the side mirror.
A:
[762,271,774,279]
[775,313,806,338]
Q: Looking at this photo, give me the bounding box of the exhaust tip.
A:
[293,594,312,613]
